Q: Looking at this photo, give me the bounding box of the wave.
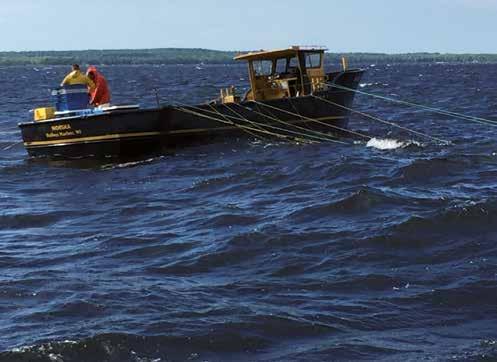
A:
[24,301,107,321]
[395,153,497,183]
[359,82,389,88]
[148,233,264,275]
[366,138,423,150]
[7,332,487,362]
[391,280,497,309]
[0,211,68,230]
[366,198,497,249]
[109,243,195,262]
[289,343,406,361]
[0,315,337,361]
[1,332,269,362]
[289,187,405,221]
[100,156,165,170]
[201,213,260,227]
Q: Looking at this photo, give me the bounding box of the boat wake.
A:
[366,137,422,150]
[100,156,165,170]
[359,82,389,88]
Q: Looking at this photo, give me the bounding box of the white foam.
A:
[366,138,409,150]
[101,157,160,170]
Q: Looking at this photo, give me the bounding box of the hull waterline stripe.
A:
[24,116,344,148]
[24,131,164,147]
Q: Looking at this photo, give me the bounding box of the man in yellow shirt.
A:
[60,64,95,89]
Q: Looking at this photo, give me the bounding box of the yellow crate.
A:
[34,107,55,121]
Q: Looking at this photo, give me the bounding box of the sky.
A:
[1,0,497,53]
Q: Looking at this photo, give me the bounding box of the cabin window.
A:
[305,53,322,68]
[253,60,273,76]
[275,58,286,74]
[286,57,300,75]
[288,57,299,68]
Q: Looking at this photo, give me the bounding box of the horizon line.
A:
[1,47,497,56]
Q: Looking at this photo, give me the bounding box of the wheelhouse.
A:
[232,46,328,102]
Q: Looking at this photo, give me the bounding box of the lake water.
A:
[1,62,497,361]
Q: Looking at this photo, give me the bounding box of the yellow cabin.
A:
[220,46,328,103]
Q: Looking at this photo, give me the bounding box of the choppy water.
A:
[1,62,497,361]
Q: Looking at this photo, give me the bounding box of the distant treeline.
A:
[1,48,497,65]
[0,48,236,66]
[333,52,497,64]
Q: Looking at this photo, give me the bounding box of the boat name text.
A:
[51,124,72,131]
[46,128,83,139]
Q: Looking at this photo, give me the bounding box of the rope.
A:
[155,81,447,146]
[204,102,348,144]
[2,141,22,151]
[218,102,307,143]
[153,73,489,147]
[207,103,267,141]
[232,102,343,144]
[311,95,451,145]
[176,101,349,144]
[173,102,346,144]
[252,100,372,140]
[227,103,320,144]
[174,105,289,140]
[328,83,497,128]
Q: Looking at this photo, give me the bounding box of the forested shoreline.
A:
[1,48,497,65]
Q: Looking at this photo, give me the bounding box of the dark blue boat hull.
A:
[19,69,364,158]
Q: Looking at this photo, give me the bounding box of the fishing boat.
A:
[18,46,364,158]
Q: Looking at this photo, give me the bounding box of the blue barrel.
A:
[51,84,89,111]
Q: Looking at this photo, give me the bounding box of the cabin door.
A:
[297,52,312,95]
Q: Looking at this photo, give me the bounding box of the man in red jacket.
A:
[86,66,111,107]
